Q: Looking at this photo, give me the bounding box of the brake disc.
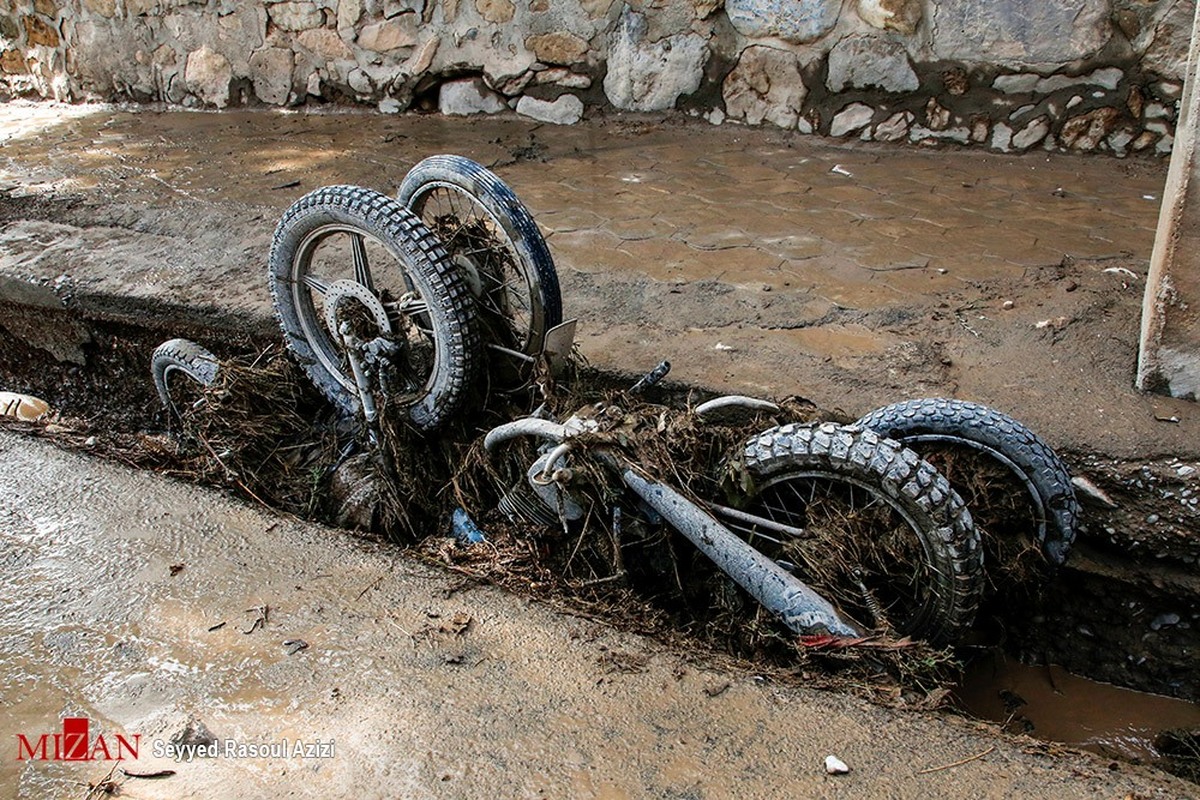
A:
[322,279,393,337]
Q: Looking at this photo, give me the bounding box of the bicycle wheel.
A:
[855,398,1078,565]
[397,155,562,361]
[268,185,479,433]
[151,338,219,416]
[722,422,984,645]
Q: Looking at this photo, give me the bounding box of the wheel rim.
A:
[901,434,1048,544]
[407,182,543,355]
[734,471,940,636]
[289,223,440,405]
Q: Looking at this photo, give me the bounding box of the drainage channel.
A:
[2,306,1199,783]
[956,651,1200,777]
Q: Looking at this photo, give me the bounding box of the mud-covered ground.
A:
[4,431,1197,800]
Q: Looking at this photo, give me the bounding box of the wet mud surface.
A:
[3,431,1197,799]
[2,102,1200,790]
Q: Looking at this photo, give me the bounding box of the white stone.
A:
[705,107,725,125]
[1141,0,1193,80]
[439,77,507,115]
[830,102,874,137]
[1108,127,1134,155]
[184,45,232,108]
[248,47,293,105]
[378,97,402,113]
[1011,116,1050,150]
[1156,80,1183,100]
[726,0,841,43]
[873,110,912,141]
[825,755,850,774]
[856,0,920,35]
[797,116,814,134]
[603,8,708,111]
[723,45,807,129]
[269,1,323,31]
[992,73,1039,94]
[516,93,584,124]
[348,68,373,95]
[909,125,970,143]
[991,121,1013,151]
[1157,133,1174,154]
[358,17,418,52]
[306,70,321,96]
[827,35,918,93]
[932,0,1111,67]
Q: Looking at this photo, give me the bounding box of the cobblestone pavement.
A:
[0,101,1192,458]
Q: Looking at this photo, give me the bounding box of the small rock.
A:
[1147,513,1160,524]
[831,103,874,137]
[378,98,402,114]
[727,0,841,43]
[1178,465,1196,477]
[826,35,918,93]
[516,94,584,125]
[825,755,850,774]
[84,436,97,448]
[1150,612,1181,631]
[1071,475,1118,508]
[714,342,734,351]
[856,0,921,35]
[924,97,950,130]
[439,77,507,115]
[1012,117,1050,151]
[1002,300,1015,310]
[874,110,913,142]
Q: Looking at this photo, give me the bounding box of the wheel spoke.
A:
[351,234,374,293]
[303,274,332,295]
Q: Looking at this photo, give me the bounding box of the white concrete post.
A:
[1138,0,1200,399]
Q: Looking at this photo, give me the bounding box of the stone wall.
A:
[0,0,1193,154]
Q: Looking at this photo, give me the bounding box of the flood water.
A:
[956,651,1200,762]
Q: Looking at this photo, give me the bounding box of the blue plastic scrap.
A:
[451,507,487,544]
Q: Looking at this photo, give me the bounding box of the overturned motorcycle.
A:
[153,155,1079,648]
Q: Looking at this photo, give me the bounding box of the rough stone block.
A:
[23,14,60,46]
[603,7,707,111]
[526,31,588,65]
[439,76,507,114]
[856,0,920,35]
[268,1,322,31]
[723,45,806,129]
[826,35,918,93]
[249,46,293,105]
[476,0,515,23]
[726,0,840,44]
[184,44,232,107]
[516,92,583,124]
[357,17,418,52]
[297,28,355,60]
[830,102,873,136]
[932,0,1111,66]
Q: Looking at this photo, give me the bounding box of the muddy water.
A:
[957,652,1200,762]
